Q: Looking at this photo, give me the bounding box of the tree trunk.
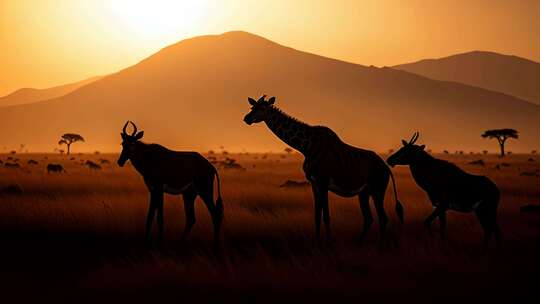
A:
[499,142,505,157]
[67,143,71,155]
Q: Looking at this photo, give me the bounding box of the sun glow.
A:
[107,0,210,39]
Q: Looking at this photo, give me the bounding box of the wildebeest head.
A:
[243,95,276,125]
[387,132,425,167]
[118,121,144,167]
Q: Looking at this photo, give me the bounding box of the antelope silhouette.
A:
[117,121,223,246]
[46,163,65,173]
[243,96,403,242]
[387,132,501,248]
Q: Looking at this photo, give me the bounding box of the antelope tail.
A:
[215,171,224,217]
[389,171,404,224]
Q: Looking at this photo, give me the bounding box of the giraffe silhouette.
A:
[244,95,403,242]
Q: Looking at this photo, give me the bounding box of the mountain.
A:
[0,76,102,107]
[0,31,538,153]
[394,51,540,104]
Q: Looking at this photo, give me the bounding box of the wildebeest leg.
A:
[197,178,222,248]
[181,189,197,242]
[145,192,159,242]
[154,191,165,242]
[424,207,444,235]
[475,205,500,250]
[438,210,447,240]
[358,191,373,243]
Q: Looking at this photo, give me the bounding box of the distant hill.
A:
[0,32,538,153]
[394,51,540,104]
[0,76,102,106]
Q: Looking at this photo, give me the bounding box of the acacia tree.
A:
[58,133,85,155]
[481,129,518,157]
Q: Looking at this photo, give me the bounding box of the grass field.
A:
[0,152,539,302]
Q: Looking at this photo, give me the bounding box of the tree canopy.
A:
[481,129,518,140]
[58,133,85,155]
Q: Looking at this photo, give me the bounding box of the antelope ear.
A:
[268,96,276,105]
[401,140,408,146]
[419,145,425,150]
[248,97,257,106]
[135,131,144,140]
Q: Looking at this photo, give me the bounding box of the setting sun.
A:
[106,0,210,39]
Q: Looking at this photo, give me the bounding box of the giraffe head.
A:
[243,95,276,125]
[386,132,425,167]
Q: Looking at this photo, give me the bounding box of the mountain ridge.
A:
[0,31,538,153]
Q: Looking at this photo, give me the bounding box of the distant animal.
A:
[387,132,501,248]
[117,121,223,247]
[27,159,38,165]
[0,184,23,195]
[85,160,102,170]
[98,159,111,165]
[280,180,311,188]
[0,160,3,165]
[4,162,20,169]
[520,169,540,177]
[468,159,485,166]
[46,163,66,173]
[520,204,540,213]
[243,95,403,242]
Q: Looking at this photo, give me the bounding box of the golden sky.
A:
[1,0,539,96]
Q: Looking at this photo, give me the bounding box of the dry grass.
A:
[0,152,539,302]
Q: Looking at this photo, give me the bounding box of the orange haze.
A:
[1,0,540,96]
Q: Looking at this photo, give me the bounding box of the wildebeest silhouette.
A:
[117,121,223,247]
[85,160,102,170]
[27,159,39,165]
[46,163,66,173]
[243,95,403,242]
[4,162,20,169]
[279,180,311,188]
[98,159,111,165]
[387,132,501,248]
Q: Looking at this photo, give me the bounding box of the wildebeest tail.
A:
[215,171,223,217]
[390,171,404,224]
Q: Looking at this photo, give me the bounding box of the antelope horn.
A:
[257,94,267,102]
[129,121,137,136]
[409,132,419,144]
[122,121,129,135]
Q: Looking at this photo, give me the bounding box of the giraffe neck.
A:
[264,106,314,156]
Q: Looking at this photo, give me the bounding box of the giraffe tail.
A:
[389,171,404,224]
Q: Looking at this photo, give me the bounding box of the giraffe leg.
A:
[310,182,324,241]
[181,189,197,242]
[358,191,373,243]
[372,192,389,237]
[320,187,331,241]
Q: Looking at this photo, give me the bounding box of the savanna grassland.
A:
[0,152,539,302]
